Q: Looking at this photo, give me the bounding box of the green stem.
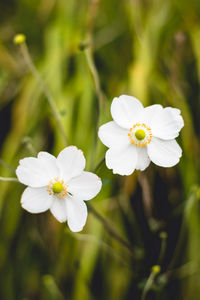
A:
[0,159,15,173]
[141,266,161,300]
[87,203,135,256]
[138,172,153,219]
[85,47,104,111]
[93,157,105,173]
[158,232,168,265]
[19,42,69,146]
[141,272,156,300]
[0,177,18,182]
[84,46,104,169]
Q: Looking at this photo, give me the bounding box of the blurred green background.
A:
[0,0,200,299]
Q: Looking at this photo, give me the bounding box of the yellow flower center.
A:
[47,178,68,199]
[52,182,64,194]
[128,123,152,147]
[135,129,146,140]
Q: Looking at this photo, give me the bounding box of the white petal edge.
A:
[105,144,138,175]
[56,146,86,181]
[21,186,53,213]
[68,171,102,201]
[135,147,151,171]
[50,198,68,222]
[147,137,182,167]
[111,95,144,129]
[150,107,184,140]
[16,153,59,188]
[66,198,88,232]
[98,121,130,149]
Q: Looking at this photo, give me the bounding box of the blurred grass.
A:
[0,0,200,299]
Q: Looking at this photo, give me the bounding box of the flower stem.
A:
[93,156,105,173]
[84,46,104,170]
[18,41,69,146]
[0,176,18,182]
[87,203,135,256]
[141,265,161,300]
[158,231,168,265]
[138,172,153,219]
[0,159,16,173]
[85,47,104,113]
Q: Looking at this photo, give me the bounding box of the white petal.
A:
[50,198,68,222]
[105,144,138,175]
[98,121,130,149]
[150,107,184,140]
[139,104,163,126]
[135,147,151,171]
[56,146,86,181]
[68,171,102,201]
[66,198,87,232]
[37,151,57,163]
[16,152,59,188]
[147,137,182,167]
[21,186,53,213]
[111,95,144,129]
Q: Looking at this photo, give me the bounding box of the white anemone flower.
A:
[98,95,184,175]
[16,146,102,232]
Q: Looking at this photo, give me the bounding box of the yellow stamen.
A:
[128,123,152,147]
[47,178,68,199]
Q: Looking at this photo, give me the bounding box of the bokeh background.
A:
[0,0,200,299]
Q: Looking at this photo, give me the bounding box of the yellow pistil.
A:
[52,182,64,194]
[47,178,68,199]
[135,129,146,140]
[128,123,152,147]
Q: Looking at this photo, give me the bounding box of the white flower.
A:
[16,146,102,232]
[98,95,184,175]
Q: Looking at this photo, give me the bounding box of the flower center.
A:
[47,178,68,199]
[128,123,152,147]
[52,182,64,194]
[135,129,146,140]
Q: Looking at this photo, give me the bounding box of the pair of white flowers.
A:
[16,95,184,231]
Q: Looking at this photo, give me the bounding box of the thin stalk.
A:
[19,42,69,145]
[168,219,186,270]
[141,266,161,300]
[141,272,156,300]
[164,261,199,280]
[85,46,104,170]
[0,177,18,182]
[0,159,16,173]
[138,171,153,219]
[157,231,168,265]
[93,157,105,173]
[70,232,132,268]
[85,47,104,111]
[87,203,135,256]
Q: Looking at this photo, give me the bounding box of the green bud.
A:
[13,34,26,45]
[151,265,161,274]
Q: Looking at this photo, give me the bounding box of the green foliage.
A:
[0,0,200,299]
